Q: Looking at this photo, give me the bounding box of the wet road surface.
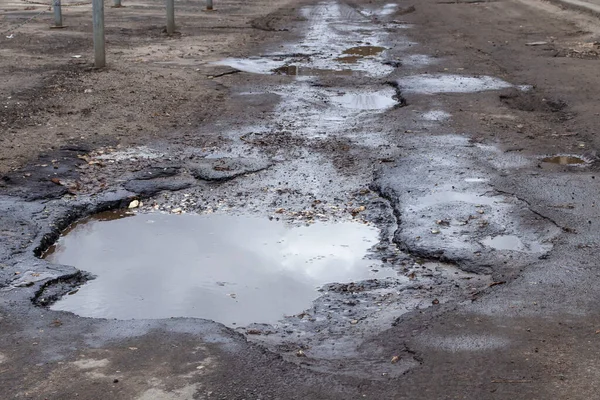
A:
[2,0,600,398]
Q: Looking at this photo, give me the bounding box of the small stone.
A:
[128,200,140,209]
[350,319,359,325]
[171,207,182,214]
[296,350,306,357]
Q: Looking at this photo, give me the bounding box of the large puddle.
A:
[44,212,394,326]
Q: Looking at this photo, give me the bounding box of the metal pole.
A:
[206,0,213,10]
[92,0,105,68]
[166,0,175,34]
[53,0,62,27]
[113,0,122,7]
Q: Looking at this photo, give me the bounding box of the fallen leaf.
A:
[351,206,366,216]
[391,355,400,363]
[50,178,62,185]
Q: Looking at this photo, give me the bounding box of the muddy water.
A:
[272,65,358,76]
[216,1,395,78]
[342,46,385,56]
[542,155,586,165]
[45,212,394,326]
[336,46,385,63]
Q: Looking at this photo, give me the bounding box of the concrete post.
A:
[166,0,175,34]
[53,0,63,27]
[207,0,213,10]
[92,0,106,68]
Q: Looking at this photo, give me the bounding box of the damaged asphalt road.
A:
[2,0,600,398]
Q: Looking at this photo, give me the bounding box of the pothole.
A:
[213,57,283,75]
[336,46,386,63]
[362,3,398,17]
[481,235,547,253]
[342,46,386,56]
[396,74,515,94]
[541,155,588,165]
[332,89,397,110]
[409,191,498,211]
[43,211,395,327]
[272,65,359,76]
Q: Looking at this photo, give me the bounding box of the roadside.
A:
[0,0,303,173]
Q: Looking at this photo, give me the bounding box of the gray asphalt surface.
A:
[2,0,600,398]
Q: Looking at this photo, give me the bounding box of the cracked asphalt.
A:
[2,0,600,398]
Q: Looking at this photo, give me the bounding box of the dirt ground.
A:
[0,0,306,173]
[3,0,600,398]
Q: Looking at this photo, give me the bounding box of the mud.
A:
[541,154,588,165]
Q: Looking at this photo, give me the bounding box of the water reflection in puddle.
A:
[214,58,283,74]
[45,212,393,326]
[362,3,398,16]
[541,155,587,165]
[397,74,513,94]
[272,65,359,76]
[333,89,397,110]
[482,235,546,253]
